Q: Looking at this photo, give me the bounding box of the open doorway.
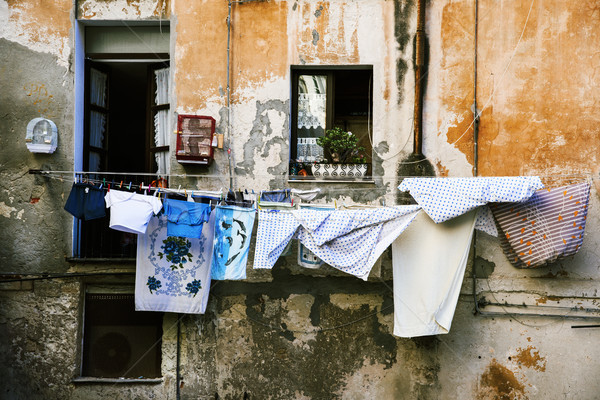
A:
[75,24,170,258]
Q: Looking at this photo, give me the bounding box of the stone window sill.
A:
[288,176,375,184]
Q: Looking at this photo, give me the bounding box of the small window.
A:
[290,67,373,177]
[81,293,163,378]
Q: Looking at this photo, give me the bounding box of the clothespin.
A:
[119,180,123,189]
[128,182,132,190]
[108,183,111,192]
[103,178,106,187]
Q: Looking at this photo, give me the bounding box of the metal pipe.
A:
[472,0,480,316]
[473,0,479,176]
[176,315,182,400]
[226,0,234,190]
[412,0,426,156]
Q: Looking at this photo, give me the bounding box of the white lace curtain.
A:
[297,74,326,162]
[154,67,170,175]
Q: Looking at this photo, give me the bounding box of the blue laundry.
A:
[260,189,291,203]
[163,198,211,239]
[211,205,256,280]
[64,182,106,220]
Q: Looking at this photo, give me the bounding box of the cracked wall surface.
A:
[2,0,600,399]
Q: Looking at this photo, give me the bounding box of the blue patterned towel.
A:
[211,205,256,280]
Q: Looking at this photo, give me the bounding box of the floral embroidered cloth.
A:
[135,213,215,314]
[398,177,544,232]
[491,182,590,268]
[211,205,256,280]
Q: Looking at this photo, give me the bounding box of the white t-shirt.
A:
[105,190,163,234]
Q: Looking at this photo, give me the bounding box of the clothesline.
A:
[29,168,596,180]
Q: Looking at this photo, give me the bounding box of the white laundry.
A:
[392,210,476,337]
[105,189,163,234]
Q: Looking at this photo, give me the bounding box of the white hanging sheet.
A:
[392,209,476,337]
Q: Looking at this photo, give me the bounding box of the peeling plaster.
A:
[0,201,18,219]
[78,0,170,20]
[0,0,71,69]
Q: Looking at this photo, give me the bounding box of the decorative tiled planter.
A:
[312,163,368,178]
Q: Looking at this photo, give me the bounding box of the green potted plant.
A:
[314,127,368,177]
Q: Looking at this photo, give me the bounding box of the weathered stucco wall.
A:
[426,0,600,177]
[2,0,600,399]
[0,0,75,273]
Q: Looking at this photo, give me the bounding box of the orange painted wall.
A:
[174,0,288,111]
[437,0,600,177]
[6,0,71,45]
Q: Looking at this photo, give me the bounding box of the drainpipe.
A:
[226,0,234,190]
[412,0,426,156]
[176,315,181,400]
[473,0,480,177]
[397,0,435,203]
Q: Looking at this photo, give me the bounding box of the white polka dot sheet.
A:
[253,206,421,280]
[398,177,544,235]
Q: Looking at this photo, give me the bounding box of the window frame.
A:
[290,65,374,176]
[79,290,164,380]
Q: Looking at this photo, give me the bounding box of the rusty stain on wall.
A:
[435,160,449,177]
[478,358,527,400]
[513,345,547,372]
[23,83,56,118]
[535,295,561,305]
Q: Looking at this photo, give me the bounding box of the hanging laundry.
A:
[491,182,590,268]
[64,182,106,220]
[259,201,296,257]
[254,206,421,280]
[260,189,292,203]
[474,206,499,236]
[105,189,163,234]
[392,210,477,337]
[291,188,321,202]
[398,177,544,232]
[211,205,256,280]
[135,212,215,314]
[225,190,254,208]
[163,198,212,239]
[297,204,334,269]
